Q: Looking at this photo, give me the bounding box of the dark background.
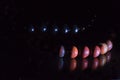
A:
[0,0,120,80]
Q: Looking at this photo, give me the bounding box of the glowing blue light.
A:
[43,28,47,31]
[63,24,70,34]
[41,25,47,32]
[31,28,34,32]
[73,25,79,33]
[75,28,79,33]
[65,29,69,33]
[54,28,58,32]
[28,25,35,32]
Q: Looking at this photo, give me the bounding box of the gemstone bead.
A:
[93,46,101,58]
[100,43,108,55]
[59,46,65,57]
[106,40,113,51]
[82,46,90,58]
[71,46,78,59]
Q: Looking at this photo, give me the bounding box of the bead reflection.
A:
[58,58,64,70]
[57,52,111,71]
[70,59,77,71]
[81,59,88,70]
[92,58,99,70]
[99,55,107,67]
[106,52,111,62]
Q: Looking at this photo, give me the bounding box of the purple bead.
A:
[59,46,65,57]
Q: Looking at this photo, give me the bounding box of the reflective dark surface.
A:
[0,27,120,80]
[0,0,120,80]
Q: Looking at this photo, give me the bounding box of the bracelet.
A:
[59,40,113,58]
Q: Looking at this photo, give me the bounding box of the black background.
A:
[0,0,120,80]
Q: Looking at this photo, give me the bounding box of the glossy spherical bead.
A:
[71,46,78,59]
[59,46,65,57]
[82,46,90,58]
[100,43,108,55]
[106,40,113,51]
[93,46,101,58]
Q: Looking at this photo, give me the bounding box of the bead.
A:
[106,40,113,51]
[71,46,78,59]
[93,46,100,58]
[100,43,108,55]
[82,46,90,58]
[59,46,65,57]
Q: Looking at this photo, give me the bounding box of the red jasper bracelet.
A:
[59,40,113,58]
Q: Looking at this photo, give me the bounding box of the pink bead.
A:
[82,46,90,58]
[93,46,101,58]
[106,40,113,51]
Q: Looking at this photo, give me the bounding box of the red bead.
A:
[71,46,78,59]
[82,46,90,58]
[93,46,100,58]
